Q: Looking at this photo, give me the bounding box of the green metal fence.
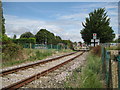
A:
[101,47,112,88]
[22,43,67,50]
[23,43,35,49]
[101,47,120,88]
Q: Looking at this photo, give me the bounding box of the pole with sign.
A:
[91,33,100,47]
[93,33,96,47]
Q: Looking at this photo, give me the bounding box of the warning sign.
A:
[93,33,97,39]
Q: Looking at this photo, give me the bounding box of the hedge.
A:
[12,38,36,44]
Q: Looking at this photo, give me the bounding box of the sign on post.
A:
[91,33,100,47]
[91,39,99,42]
[93,33,97,39]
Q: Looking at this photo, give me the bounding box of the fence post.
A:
[117,51,120,89]
[105,51,110,87]
[104,47,107,79]
[51,44,52,49]
[107,51,112,88]
[101,47,106,78]
[118,59,120,89]
[101,47,104,74]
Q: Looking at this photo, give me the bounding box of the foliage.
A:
[80,8,115,44]
[54,36,62,45]
[106,45,120,50]
[62,40,73,49]
[73,42,77,46]
[2,49,73,67]
[80,53,103,88]
[2,35,12,44]
[13,34,16,39]
[112,38,120,43]
[12,38,36,44]
[64,53,103,88]
[1,2,5,35]
[35,29,62,45]
[92,45,101,57]
[35,50,53,60]
[36,29,52,44]
[2,43,23,61]
[20,32,34,38]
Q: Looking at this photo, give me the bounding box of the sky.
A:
[2,1,118,42]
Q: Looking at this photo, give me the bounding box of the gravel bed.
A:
[1,52,82,89]
[111,60,118,88]
[20,52,88,88]
[110,50,119,88]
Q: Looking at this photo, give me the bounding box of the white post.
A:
[51,44,52,49]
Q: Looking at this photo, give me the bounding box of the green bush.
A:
[106,45,120,50]
[80,54,103,88]
[2,35,12,44]
[2,43,23,61]
[12,38,36,44]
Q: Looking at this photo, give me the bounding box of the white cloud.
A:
[105,5,118,9]
[60,30,83,42]
[4,14,83,42]
[4,15,64,38]
[59,13,88,20]
[114,34,119,40]
[71,2,118,11]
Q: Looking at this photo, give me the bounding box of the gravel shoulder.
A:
[21,52,88,88]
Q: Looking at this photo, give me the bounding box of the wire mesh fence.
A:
[101,47,112,88]
[101,47,120,88]
[22,43,68,50]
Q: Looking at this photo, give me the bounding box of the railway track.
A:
[1,51,85,90]
[1,51,78,76]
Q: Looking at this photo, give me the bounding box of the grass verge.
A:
[2,49,73,68]
[64,52,104,88]
[106,45,120,50]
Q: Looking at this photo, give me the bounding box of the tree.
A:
[35,29,49,44]
[78,41,82,44]
[0,1,12,45]
[73,42,77,46]
[62,40,73,49]
[80,8,115,44]
[54,36,62,44]
[20,32,34,38]
[13,34,16,39]
[113,38,120,43]
[35,29,62,45]
[0,1,5,35]
[2,12,5,35]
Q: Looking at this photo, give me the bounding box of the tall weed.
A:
[64,53,103,88]
[92,45,101,57]
[2,43,23,61]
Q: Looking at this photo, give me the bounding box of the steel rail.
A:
[2,51,84,90]
[0,51,78,76]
